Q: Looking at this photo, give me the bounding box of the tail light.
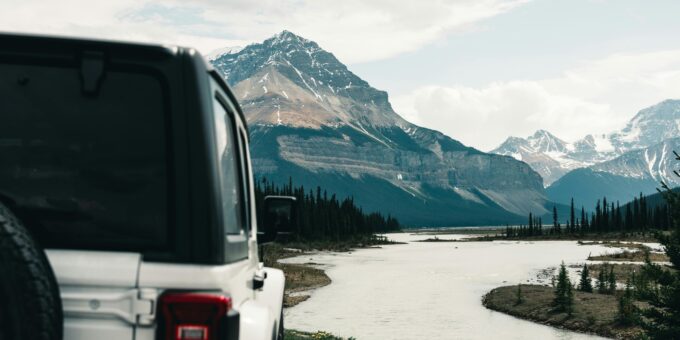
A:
[158,292,239,340]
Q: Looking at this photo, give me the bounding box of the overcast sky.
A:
[3,0,680,150]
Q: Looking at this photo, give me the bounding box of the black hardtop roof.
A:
[0,32,249,136]
[0,32,181,60]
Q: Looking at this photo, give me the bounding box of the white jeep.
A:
[0,33,294,340]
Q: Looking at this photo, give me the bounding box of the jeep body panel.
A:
[1,33,283,340]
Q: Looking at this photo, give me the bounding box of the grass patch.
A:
[284,329,352,340]
[483,285,646,339]
[411,227,504,236]
[464,232,660,242]
[416,236,460,242]
[577,240,650,251]
[585,263,674,283]
[260,243,331,308]
[588,250,669,262]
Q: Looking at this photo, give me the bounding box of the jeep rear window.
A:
[0,62,169,250]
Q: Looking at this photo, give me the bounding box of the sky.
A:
[3,0,680,150]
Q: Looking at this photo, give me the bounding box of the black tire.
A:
[0,202,63,340]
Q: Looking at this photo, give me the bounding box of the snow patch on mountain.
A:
[491,130,592,186]
[493,99,680,186]
[206,46,244,61]
[591,137,680,186]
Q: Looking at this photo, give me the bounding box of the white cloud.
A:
[0,0,528,63]
[392,49,680,151]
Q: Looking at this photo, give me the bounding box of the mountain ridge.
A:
[546,137,680,208]
[211,30,550,226]
[492,99,680,186]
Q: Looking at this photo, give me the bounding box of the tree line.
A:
[505,193,672,238]
[543,151,680,339]
[255,177,400,242]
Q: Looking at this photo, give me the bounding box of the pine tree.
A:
[603,197,609,232]
[633,196,640,229]
[608,266,617,294]
[554,262,574,315]
[578,264,593,292]
[640,193,648,230]
[595,200,602,232]
[515,284,524,305]
[618,279,639,326]
[625,204,633,231]
[255,177,400,243]
[616,201,622,231]
[553,205,558,230]
[570,198,576,234]
[566,282,574,316]
[581,206,588,232]
[642,150,680,339]
[597,265,608,294]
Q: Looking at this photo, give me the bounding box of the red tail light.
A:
[159,293,233,340]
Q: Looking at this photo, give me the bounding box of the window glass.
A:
[238,131,252,233]
[212,96,245,235]
[0,64,168,248]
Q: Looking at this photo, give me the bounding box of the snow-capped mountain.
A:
[492,99,680,186]
[492,130,594,186]
[609,99,680,152]
[211,30,404,130]
[593,137,680,186]
[206,46,244,61]
[547,137,680,208]
[211,31,550,226]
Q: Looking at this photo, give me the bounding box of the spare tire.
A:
[0,202,63,340]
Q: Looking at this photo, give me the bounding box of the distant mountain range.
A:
[211,31,552,226]
[492,99,680,208]
[491,130,606,186]
[547,137,680,208]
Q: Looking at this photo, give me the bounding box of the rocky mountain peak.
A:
[610,99,680,152]
[208,32,548,225]
[212,30,369,94]
[269,30,311,47]
[528,129,569,153]
[211,31,401,129]
[492,98,680,188]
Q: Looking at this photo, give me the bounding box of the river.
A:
[282,232,620,339]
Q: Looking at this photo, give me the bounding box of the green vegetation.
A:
[639,150,680,339]
[578,240,652,250]
[284,329,353,340]
[587,263,673,286]
[554,262,574,315]
[255,177,400,242]
[483,285,645,339]
[618,281,640,326]
[578,264,593,293]
[597,268,608,294]
[515,284,524,305]
[486,151,680,339]
[259,244,331,308]
[588,249,669,262]
[505,186,671,239]
[417,236,459,242]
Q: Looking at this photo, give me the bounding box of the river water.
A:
[283,232,619,340]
